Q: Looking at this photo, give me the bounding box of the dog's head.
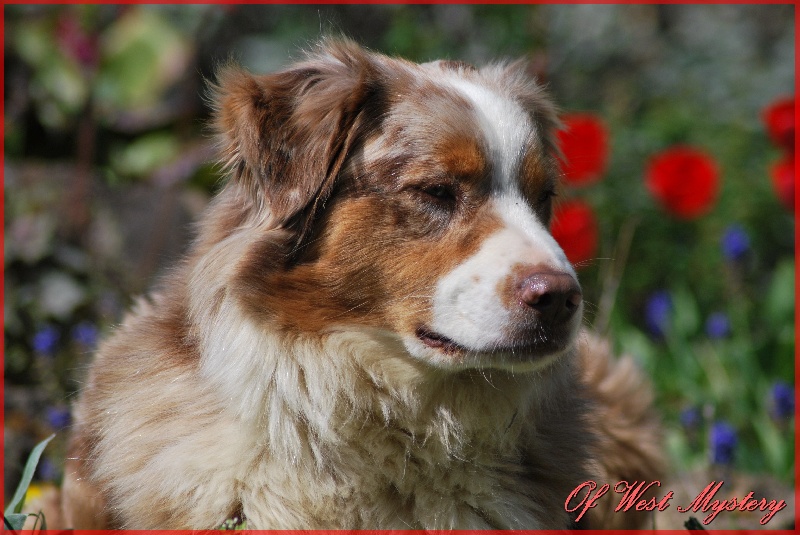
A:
[212,40,582,372]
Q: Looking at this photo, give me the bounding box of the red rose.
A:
[550,200,599,267]
[770,154,795,212]
[762,96,795,153]
[557,114,609,186]
[645,146,720,219]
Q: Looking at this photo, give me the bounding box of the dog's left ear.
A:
[213,40,384,251]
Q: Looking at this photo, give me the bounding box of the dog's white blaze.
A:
[445,76,531,190]
[428,195,573,353]
[419,77,576,355]
[495,193,575,274]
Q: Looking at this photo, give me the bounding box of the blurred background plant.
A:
[3,4,795,529]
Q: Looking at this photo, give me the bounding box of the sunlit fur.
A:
[62,40,662,529]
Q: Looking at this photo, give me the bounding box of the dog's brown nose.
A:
[520,270,582,325]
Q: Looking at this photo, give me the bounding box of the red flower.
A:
[557,114,609,186]
[770,154,795,211]
[645,146,720,219]
[762,96,795,153]
[550,200,599,267]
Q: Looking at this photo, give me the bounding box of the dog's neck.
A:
[179,272,584,529]
[190,288,574,461]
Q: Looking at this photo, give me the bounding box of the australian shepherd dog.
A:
[62,40,662,529]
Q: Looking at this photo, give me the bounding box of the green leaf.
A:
[11,20,54,67]
[4,434,55,517]
[4,513,28,530]
[671,286,700,340]
[111,132,180,178]
[95,8,190,111]
[764,259,795,325]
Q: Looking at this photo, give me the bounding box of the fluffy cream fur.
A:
[65,211,591,528]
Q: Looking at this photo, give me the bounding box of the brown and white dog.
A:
[62,40,662,529]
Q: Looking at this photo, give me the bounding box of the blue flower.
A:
[709,421,738,465]
[45,406,71,429]
[705,312,731,339]
[770,382,795,421]
[37,458,59,481]
[721,225,750,261]
[32,326,60,355]
[679,406,701,430]
[644,290,672,338]
[71,321,98,349]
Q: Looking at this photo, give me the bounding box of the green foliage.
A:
[550,6,794,484]
[94,8,190,113]
[9,17,89,129]
[4,435,55,530]
[610,256,795,478]
[111,132,181,178]
[219,516,248,530]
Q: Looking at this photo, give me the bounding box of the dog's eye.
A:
[538,189,557,204]
[418,184,457,204]
[535,188,557,224]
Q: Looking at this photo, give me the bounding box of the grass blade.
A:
[4,434,55,516]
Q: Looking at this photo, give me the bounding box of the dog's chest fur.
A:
[75,278,588,529]
[234,353,587,530]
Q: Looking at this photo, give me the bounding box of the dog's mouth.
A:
[415,325,570,360]
[415,327,468,355]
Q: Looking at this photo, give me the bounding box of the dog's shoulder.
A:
[577,331,665,529]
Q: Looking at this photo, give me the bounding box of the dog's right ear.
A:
[212,41,384,247]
